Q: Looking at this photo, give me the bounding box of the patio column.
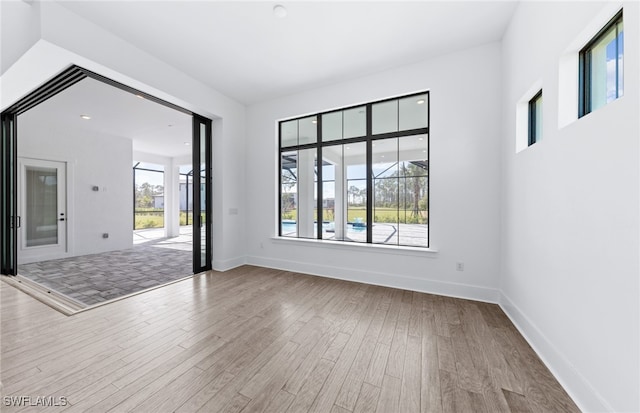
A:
[166,159,180,237]
[297,149,316,238]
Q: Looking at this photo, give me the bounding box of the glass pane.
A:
[399,94,428,130]
[343,106,366,138]
[297,148,317,238]
[134,163,164,229]
[322,111,342,142]
[298,116,317,145]
[590,24,619,111]
[280,151,298,237]
[321,161,335,239]
[534,95,543,143]
[372,100,398,134]
[398,135,428,247]
[345,143,367,243]
[200,123,207,265]
[25,166,58,247]
[179,164,194,226]
[280,149,317,238]
[372,139,399,245]
[617,21,624,97]
[321,145,341,240]
[281,120,298,147]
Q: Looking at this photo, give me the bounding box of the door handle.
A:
[59,218,65,221]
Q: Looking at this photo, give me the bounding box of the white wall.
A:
[0,1,247,270]
[17,115,133,262]
[245,42,503,302]
[0,0,41,74]
[500,2,639,412]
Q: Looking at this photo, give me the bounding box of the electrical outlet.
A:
[456,262,464,271]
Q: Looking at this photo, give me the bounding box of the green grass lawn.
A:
[135,214,164,229]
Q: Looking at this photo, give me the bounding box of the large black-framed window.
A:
[528,90,542,146]
[279,91,429,248]
[579,10,624,118]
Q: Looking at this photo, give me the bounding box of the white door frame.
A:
[17,157,68,264]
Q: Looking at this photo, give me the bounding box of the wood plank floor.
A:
[0,265,580,412]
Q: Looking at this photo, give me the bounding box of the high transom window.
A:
[579,10,623,117]
[279,92,429,248]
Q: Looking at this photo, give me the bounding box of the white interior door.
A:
[18,158,67,263]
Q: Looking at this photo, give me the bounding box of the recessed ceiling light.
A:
[273,4,287,18]
[80,115,91,120]
[184,142,191,146]
[418,137,423,141]
[346,146,350,150]
[417,99,426,105]
[311,119,317,124]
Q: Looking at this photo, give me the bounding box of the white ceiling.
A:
[18,1,518,158]
[19,77,193,158]
[57,1,518,105]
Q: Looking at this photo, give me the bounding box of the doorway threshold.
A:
[2,275,85,315]
[2,273,196,316]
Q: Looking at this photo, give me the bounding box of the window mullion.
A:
[366,104,373,244]
[317,118,323,239]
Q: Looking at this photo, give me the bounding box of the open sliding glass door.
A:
[1,111,18,275]
[192,115,212,273]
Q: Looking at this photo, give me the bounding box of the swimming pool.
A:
[281,220,366,235]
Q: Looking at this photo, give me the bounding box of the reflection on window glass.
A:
[322,107,366,141]
[372,100,398,134]
[298,116,317,145]
[25,167,58,247]
[281,120,298,147]
[322,112,342,142]
[399,94,428,130]
[345,143,367,243]
[343,106,366,138]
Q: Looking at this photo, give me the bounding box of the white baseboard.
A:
[499,292,613,413]
[212,256,247,272]
[246,255,500,304]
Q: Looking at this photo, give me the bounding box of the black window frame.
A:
[278,91,430,248]
[579,9,623,118]
[528,90,542,146]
